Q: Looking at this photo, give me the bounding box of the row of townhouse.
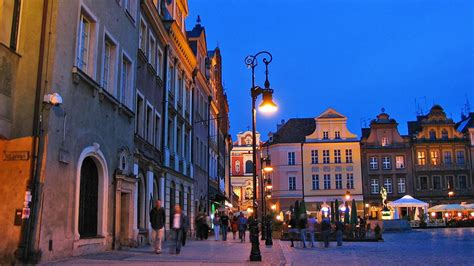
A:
[263,106,474,220]
[0,0,230,264]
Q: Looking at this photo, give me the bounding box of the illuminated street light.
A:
[263,158,273,172]
[345,190,351,201]
[271,204,277,211]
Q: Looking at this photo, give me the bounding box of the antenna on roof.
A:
[197,15,201,25]
[415,96,427,116]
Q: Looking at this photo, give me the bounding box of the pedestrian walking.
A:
[288,216,298,248]
[171,204,185,254]
[307,215,317,248]
[237,212,248,242]
[335,218,345,246]
[149,200,165,254]
[321,217,331,248]
[231,215,239,240]
[205,213,211,239]
[213,212,221,241]
[195,212,203,240]
[298,213,308,248]
[181,213,190,246]
[221,211,230,241]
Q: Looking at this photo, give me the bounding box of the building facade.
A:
[409,105,472,204]
[230,131,262,212]
[267,109,364,219]
[360,111,414,220]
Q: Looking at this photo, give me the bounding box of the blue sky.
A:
[187,0,473,139]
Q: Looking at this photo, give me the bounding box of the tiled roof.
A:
[270,118,315,144]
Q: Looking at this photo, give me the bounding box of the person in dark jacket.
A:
[181,213,190,246]
[288,217,298,247]
[321,217,331,248]
[149,200,165,254]
[335,218,345,246]
[220,212,230,241]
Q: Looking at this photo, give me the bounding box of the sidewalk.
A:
[43,233,286,266]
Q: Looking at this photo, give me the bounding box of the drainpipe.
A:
[301,142,305,200]
[161,44,169,239]
[15,0,49,263]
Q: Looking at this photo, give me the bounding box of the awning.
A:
[387,195,428,208]
[428,204,470,212]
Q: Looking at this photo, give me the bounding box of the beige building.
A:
[267,109,363,219]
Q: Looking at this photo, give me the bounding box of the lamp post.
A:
[245,51,277,262]
[260,157,273,240]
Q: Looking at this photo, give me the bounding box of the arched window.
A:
[245,160,253,174]
[441,129,448,140]
[79,157,99,238]
[118,150,128,173]
[429,130,436,140]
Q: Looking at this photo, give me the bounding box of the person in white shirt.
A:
[171,204,184,254]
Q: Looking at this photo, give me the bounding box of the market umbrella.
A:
[351,199,357,226]
[335,199,340,221]
[344,201,350,224]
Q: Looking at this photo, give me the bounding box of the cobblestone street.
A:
[43,228,474,265]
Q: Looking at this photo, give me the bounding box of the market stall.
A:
[387,195,428,221]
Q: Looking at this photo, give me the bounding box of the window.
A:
[312,174,319,190]
[121,55,133,107]
[176,126,181,156]
[184,132,189,160]
[139,19,147,52]
[395,156,405,169]
[381,137,389,147]
[430,151,439,166]
[167,119,173,152]
[288,152,295,165]
[459,175,467,189]
[369,157,378,169]
[245,160,253,173]
[417,151,426,166]
[335,174,342,189]
[235,160,240,173]
[323,131,329,140]
[149,34,156,69]
[443,151,452,165]
[311,150,318,164]
[382,156,391,169]
[154,112,161,148]
[420,176,428,190]
[345,149,353,163]
[288,176,296,190]
[441,129,448,140]
[346,173,354,189]
[0,0,21,50]
[429,130,436,140]
[335,131,341,139]
[135,93,144,135]
[397,178,406,193]
[167,64,174,94]
[102,36,117,96]
[76,11,96,76]
[178,74,183,105]
[433,176,441,190]
[334,150,341,164]
[157,47,164,78]
[370,179,379,194]
[323,150,330,164]
[446,176,454,190]
[456,151,465,165]
[384,178,392,194]
[125,0,137,21]
[323,174,331,190]
[145,104,153,142]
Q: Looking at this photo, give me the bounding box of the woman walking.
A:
[213,212,221,241]
[231,215,239,240]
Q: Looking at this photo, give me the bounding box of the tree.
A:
[351,199,358,227]
[335,199,340,221]
[330,201,335,223]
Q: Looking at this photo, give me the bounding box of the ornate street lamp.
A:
[245,51,277,261]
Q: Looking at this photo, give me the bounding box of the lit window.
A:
[417,151,426,166]
[430,151,439,166]
[395,156,405,169]
[381,137,389,147]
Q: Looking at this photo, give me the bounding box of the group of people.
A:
[149,200,190,255]
[289,214,367,248]
[197,211,250,243]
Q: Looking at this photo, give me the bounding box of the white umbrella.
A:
[428,204,468,212]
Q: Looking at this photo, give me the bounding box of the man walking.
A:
[237,212,248,242]
[307,215,317,248]
[182,213,190,246]
[220,211,230,241]
[149,200,165,254]
[171,204,185,254]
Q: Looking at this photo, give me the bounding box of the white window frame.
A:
[148,32,156,68]
[397,178,406,193]
[312,174,319,190]
[323,131,329,140]
[382,156,391,169]
[346,173,354,189]
[101,29,119,97]
[288,152,295,165]
[154,110,161,149]
[335,174,342,189]
[135,90,145,136]
[75,5,99,79]
[145,101,153,143]
[323,174,331,190]
[371,179,379,194]
[334,150,341,164]
[124,0,137,22]
[345,149,353,163]
[139,16,147,53]
[157,45,164,78]
[369,156,378,170]
[288,176,296,191]
[417,151,426,166]
[120,51,134,108]
[323,150,330,164]
[311,150,318,164]
[384,178,392,194]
